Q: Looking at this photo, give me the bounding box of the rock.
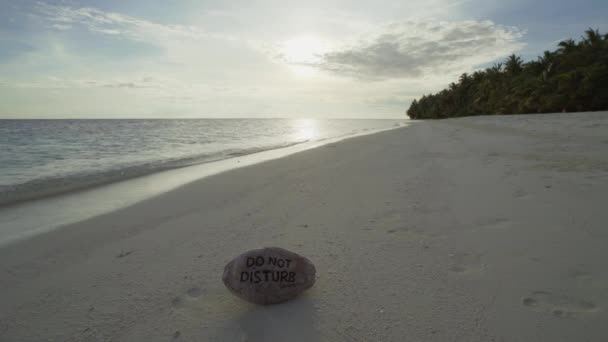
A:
[222,247,316,305]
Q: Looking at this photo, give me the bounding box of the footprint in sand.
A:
[481,218,512,230]
[522,291,597,318]
[171,287,205,308]
[513,190,529,199]
[171,296,185,308]
[482,152,499,165]
[375,210,403,224]
[568,270,604,288]
[385,225,432,238]
[472,218,512,232]
[569,270,593,282]
[186,287,204,298]
[449,252,484,274]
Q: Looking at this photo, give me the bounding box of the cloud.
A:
[9,76,164,90]
[34,2,224,43]
[365,95,413,108]
[304,20,525,80]
[101,78,162,89]
[51,23,72,30]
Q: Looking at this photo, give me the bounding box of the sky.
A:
[0,0,606,119]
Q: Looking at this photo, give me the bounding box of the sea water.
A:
[0,118,405,244]
[0,119,403,205]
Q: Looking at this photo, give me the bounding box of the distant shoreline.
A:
[408,109,608,120]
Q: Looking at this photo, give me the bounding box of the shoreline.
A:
[1,112,607,341]
[0,120,406,208]
[0,140,311,208]
[0,122,406,246]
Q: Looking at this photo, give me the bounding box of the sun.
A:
[281,35,327,64]
[280,35,329,77]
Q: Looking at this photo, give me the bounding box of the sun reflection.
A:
[293,119,320,141]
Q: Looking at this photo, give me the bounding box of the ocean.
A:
[0,119,404,206]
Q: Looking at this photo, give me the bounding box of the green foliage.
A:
[407,29,608,119]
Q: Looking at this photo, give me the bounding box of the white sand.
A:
[1,112,607,341]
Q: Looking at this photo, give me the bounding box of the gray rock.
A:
[222,247,316,305]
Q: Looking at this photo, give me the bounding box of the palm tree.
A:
[557,39,577,54]
[405,29,608,119]
[490,63,503,74]
[538,51,555,81]
[582,28,602,47]
[505,54,524,75]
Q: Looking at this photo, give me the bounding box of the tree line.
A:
[407,29,608,119]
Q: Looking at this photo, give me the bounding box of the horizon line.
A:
[0,116,409,120]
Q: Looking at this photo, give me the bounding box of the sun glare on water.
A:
[293,118,320,141]
[280,35,329,77]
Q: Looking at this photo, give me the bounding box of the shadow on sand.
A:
[217,296,319,341]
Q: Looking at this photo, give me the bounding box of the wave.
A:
[0,140,310,207]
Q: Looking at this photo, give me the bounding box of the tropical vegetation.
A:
[407,29,608,119]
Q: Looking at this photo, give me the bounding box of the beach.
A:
[1,112,607,341]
